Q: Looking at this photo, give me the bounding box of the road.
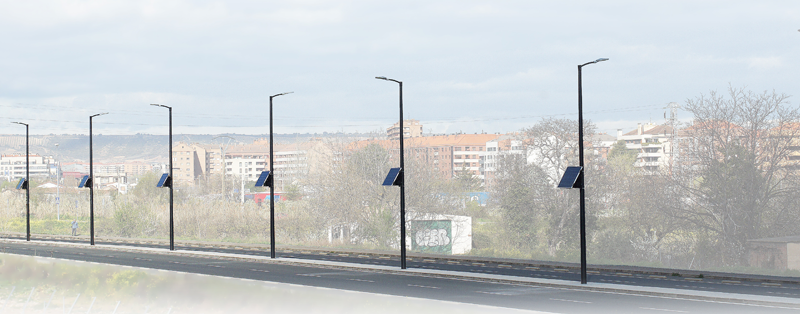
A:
[6,233,800,300]
[1,240,799,313]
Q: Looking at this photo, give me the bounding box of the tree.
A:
[490,117,598,258]
[673,86,800,266]
[607,140,638,170]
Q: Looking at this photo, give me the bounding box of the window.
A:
[465,147,471,151]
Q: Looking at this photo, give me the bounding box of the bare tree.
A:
[673,86,800,266]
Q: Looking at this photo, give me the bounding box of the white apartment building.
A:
[1,154,54,181]
[483,134,524,187]
[618,123,675,172]
[224,142,269,181]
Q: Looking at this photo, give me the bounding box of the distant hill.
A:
[0,132,381,163]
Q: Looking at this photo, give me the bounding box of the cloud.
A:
[1,1,799,136]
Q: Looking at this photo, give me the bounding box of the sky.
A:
[0,0,798,136]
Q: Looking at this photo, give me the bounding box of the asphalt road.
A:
[1,241,799,314]
[8,233,800,300]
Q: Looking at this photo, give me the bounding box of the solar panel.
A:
[383,167,402,186]
[16,178,27,190]
[255,171,272,187]
[156,173,171,188]
[78,175,91,188]
[557,166,583,189]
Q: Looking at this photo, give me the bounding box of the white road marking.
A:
[549,298,591,304]
[475,291,505,295]
[408,284,440,289]
[297,273,321,277]
[347,278,375,283]
[639,307,689,313]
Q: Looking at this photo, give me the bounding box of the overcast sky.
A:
[0,0,798,136]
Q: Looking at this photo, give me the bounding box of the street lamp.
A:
[268,92,292,259]
[151,104,175,251]
[577,57,608,284]
[12,122,30,241]
[89,112,108,246]
[375,76,408,269]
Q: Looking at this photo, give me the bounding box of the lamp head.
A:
[375,76,388,80]
[12,122,28,126]
[272,92,294,98]
[151,104,171,109]
[90,112,109,118]
[595,58,609,63]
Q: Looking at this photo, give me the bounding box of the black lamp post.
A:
[151,104,175,251]
[89,112,108,246]
[577,57,608,284]
[268,92,292,258]
[376,76,407,269]
[12,122,30,241]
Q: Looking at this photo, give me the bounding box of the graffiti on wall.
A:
[410,220,452,254]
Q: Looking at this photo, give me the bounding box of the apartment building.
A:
[483,134,524,187]
[172,142,223,184]
[618,123,675,172]
[351,133,500,181]
[0,154,54,181]
[224,141,269,182]
[269,139,334,190]
[387,119,423,139]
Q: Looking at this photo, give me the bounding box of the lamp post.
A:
[151,104,175,251]
[375,76,407,269]
[89,112,108,246]
[269,92,292,259]
[577,57,608,284]
[12,122,30,241]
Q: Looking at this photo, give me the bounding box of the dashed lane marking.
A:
[347,278,375,283]
[408,284,440,289]
[549,298,591,304]
[297,273,322,278]
[639,307,689,313]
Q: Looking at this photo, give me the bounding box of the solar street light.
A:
[151,104,175,250]
[12,122,30,241]
[574,58,608,284]
[88,112,108,245]
[376,76,408,269]
[267,92,292,259]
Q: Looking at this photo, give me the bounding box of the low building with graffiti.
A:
[408,213,472,255]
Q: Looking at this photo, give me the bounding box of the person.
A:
[71,219,78,236]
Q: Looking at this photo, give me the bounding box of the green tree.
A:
[607,140,638,170]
